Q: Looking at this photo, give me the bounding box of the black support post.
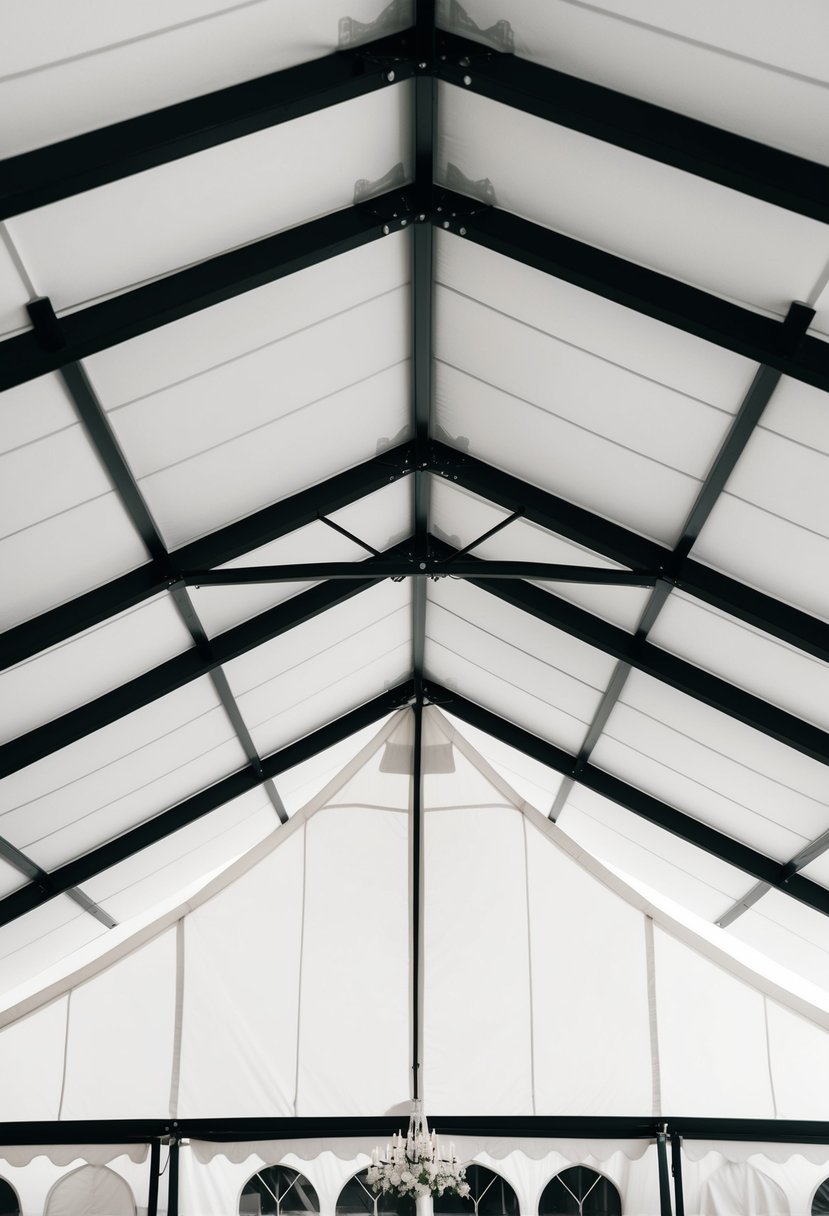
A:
[147,1139,161,1216]
[168,1139,180,1216]
[657,1131,673,1216]
[671,1133,686,1216]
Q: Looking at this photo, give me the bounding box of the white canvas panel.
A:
[0,506,148,636]
[225,580,410,754]
[440,1,829,163]
[425,638,591,756]
[274,716,396,817]
[430,478,651,632]
[435,284,734,477]
[136,360,411,548]
[435,360,699,545]
[649,591,829,732]
[0,678,247,872]
[187,479,412,640]
[86,234,409,406]
[720,426,829,537]
[0,995,66,1120]
[0,372,80,456]
[593,671,829,860]
[2,0,413,157]
[8,87,412,310]
[0,593,192,744]
[178,826,306,1117]
[0,857,26,901]
[83,787,277,925]
[437,86,829,315]
[761,375,829,457]
[442,712,564,813]
[0,232,32,338]
[434,231,756,410]
[526,818,654,1114]
[727,889,829,994]
[59,930,177,1118]
[767,1000,829,1120]
[423,749,534,1113]
[654,925,776,1117]
[557,784,751,923]
[0,895,108,997]
[692,494,829,623]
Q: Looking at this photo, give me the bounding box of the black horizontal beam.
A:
[184,558,655,586]
[432,443,829,666]
[0,683,411,929]
[0,445,413,673]
[0,32,415,219]
[0,542,410,779]
[436,201,829,392]
[0,1113,826,1146]
[431,684,829,920]
[453,553,829,771]
[0,191,409,391]
[437,32,829,224]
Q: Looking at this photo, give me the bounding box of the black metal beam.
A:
[0,543,410,779]
[435,204,829,392]
[428,683,829,920]
[0,33,415,219]
[0,191,412,392]
[436,32,829,224]
[0,444,413,673]
[183,559,655,585]
[431,442,829,666]
[0,1114,826,1146]
[439,544,829,771]
[0,683,412,929]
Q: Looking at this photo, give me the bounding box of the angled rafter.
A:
[0,32,415,219]
[428,683,829,921]
[0,544,410,780]
[431,442,829,666]
[0,443,414,673]
[435,202,829,392]
[428,537,829,771]
[0,683,413,930]
[436,32,829,224]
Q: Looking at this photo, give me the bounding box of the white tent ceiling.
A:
[1,0,828,1204]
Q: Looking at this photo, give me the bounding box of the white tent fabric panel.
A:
[698,1161,790,1215]
[59,930,177,1119]
[557,783,752,923]
[0,995,67,1120]
[225,580,411,758]
[648,590,829,732]
[0,237,31,340]
[727,888,829,995]
[187,480,412,640]
[767,1001,829,1121]
[436,85,829,315]
[273,716,397,819]
[44,1164,136,1216]
[0,677,248,872]
[435,359,701,545]
[0,593,192,744]
[6,85,413,313]
[441,712,564,813]
[81,786,277,925]
[0,857,25,901]
[1,0,413,158]
[440,1,829,164]
[0,894,109,997]
[591,670,829,861]
[434,229,756,410]
[653,926,776,1117]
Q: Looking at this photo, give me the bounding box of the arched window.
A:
[0,1179,20,1216]
[699,1163,788,1216]
[44,1165,135,1216]
[539,1166,622,1215]
[434,1163,519,1214]
[240,1165,320,1215]
[336,1169,402,1214]
[813,1178,829,1216]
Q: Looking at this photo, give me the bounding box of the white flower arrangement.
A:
[366,1125,470,1202]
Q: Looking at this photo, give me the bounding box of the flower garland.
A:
[366,1126,470,1201]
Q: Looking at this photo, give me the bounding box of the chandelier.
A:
[367,1101,470,1207]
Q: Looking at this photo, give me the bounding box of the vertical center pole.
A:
[657,1130,673,1216]
[168,1138,180,1216]
[410,0,436,1106]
